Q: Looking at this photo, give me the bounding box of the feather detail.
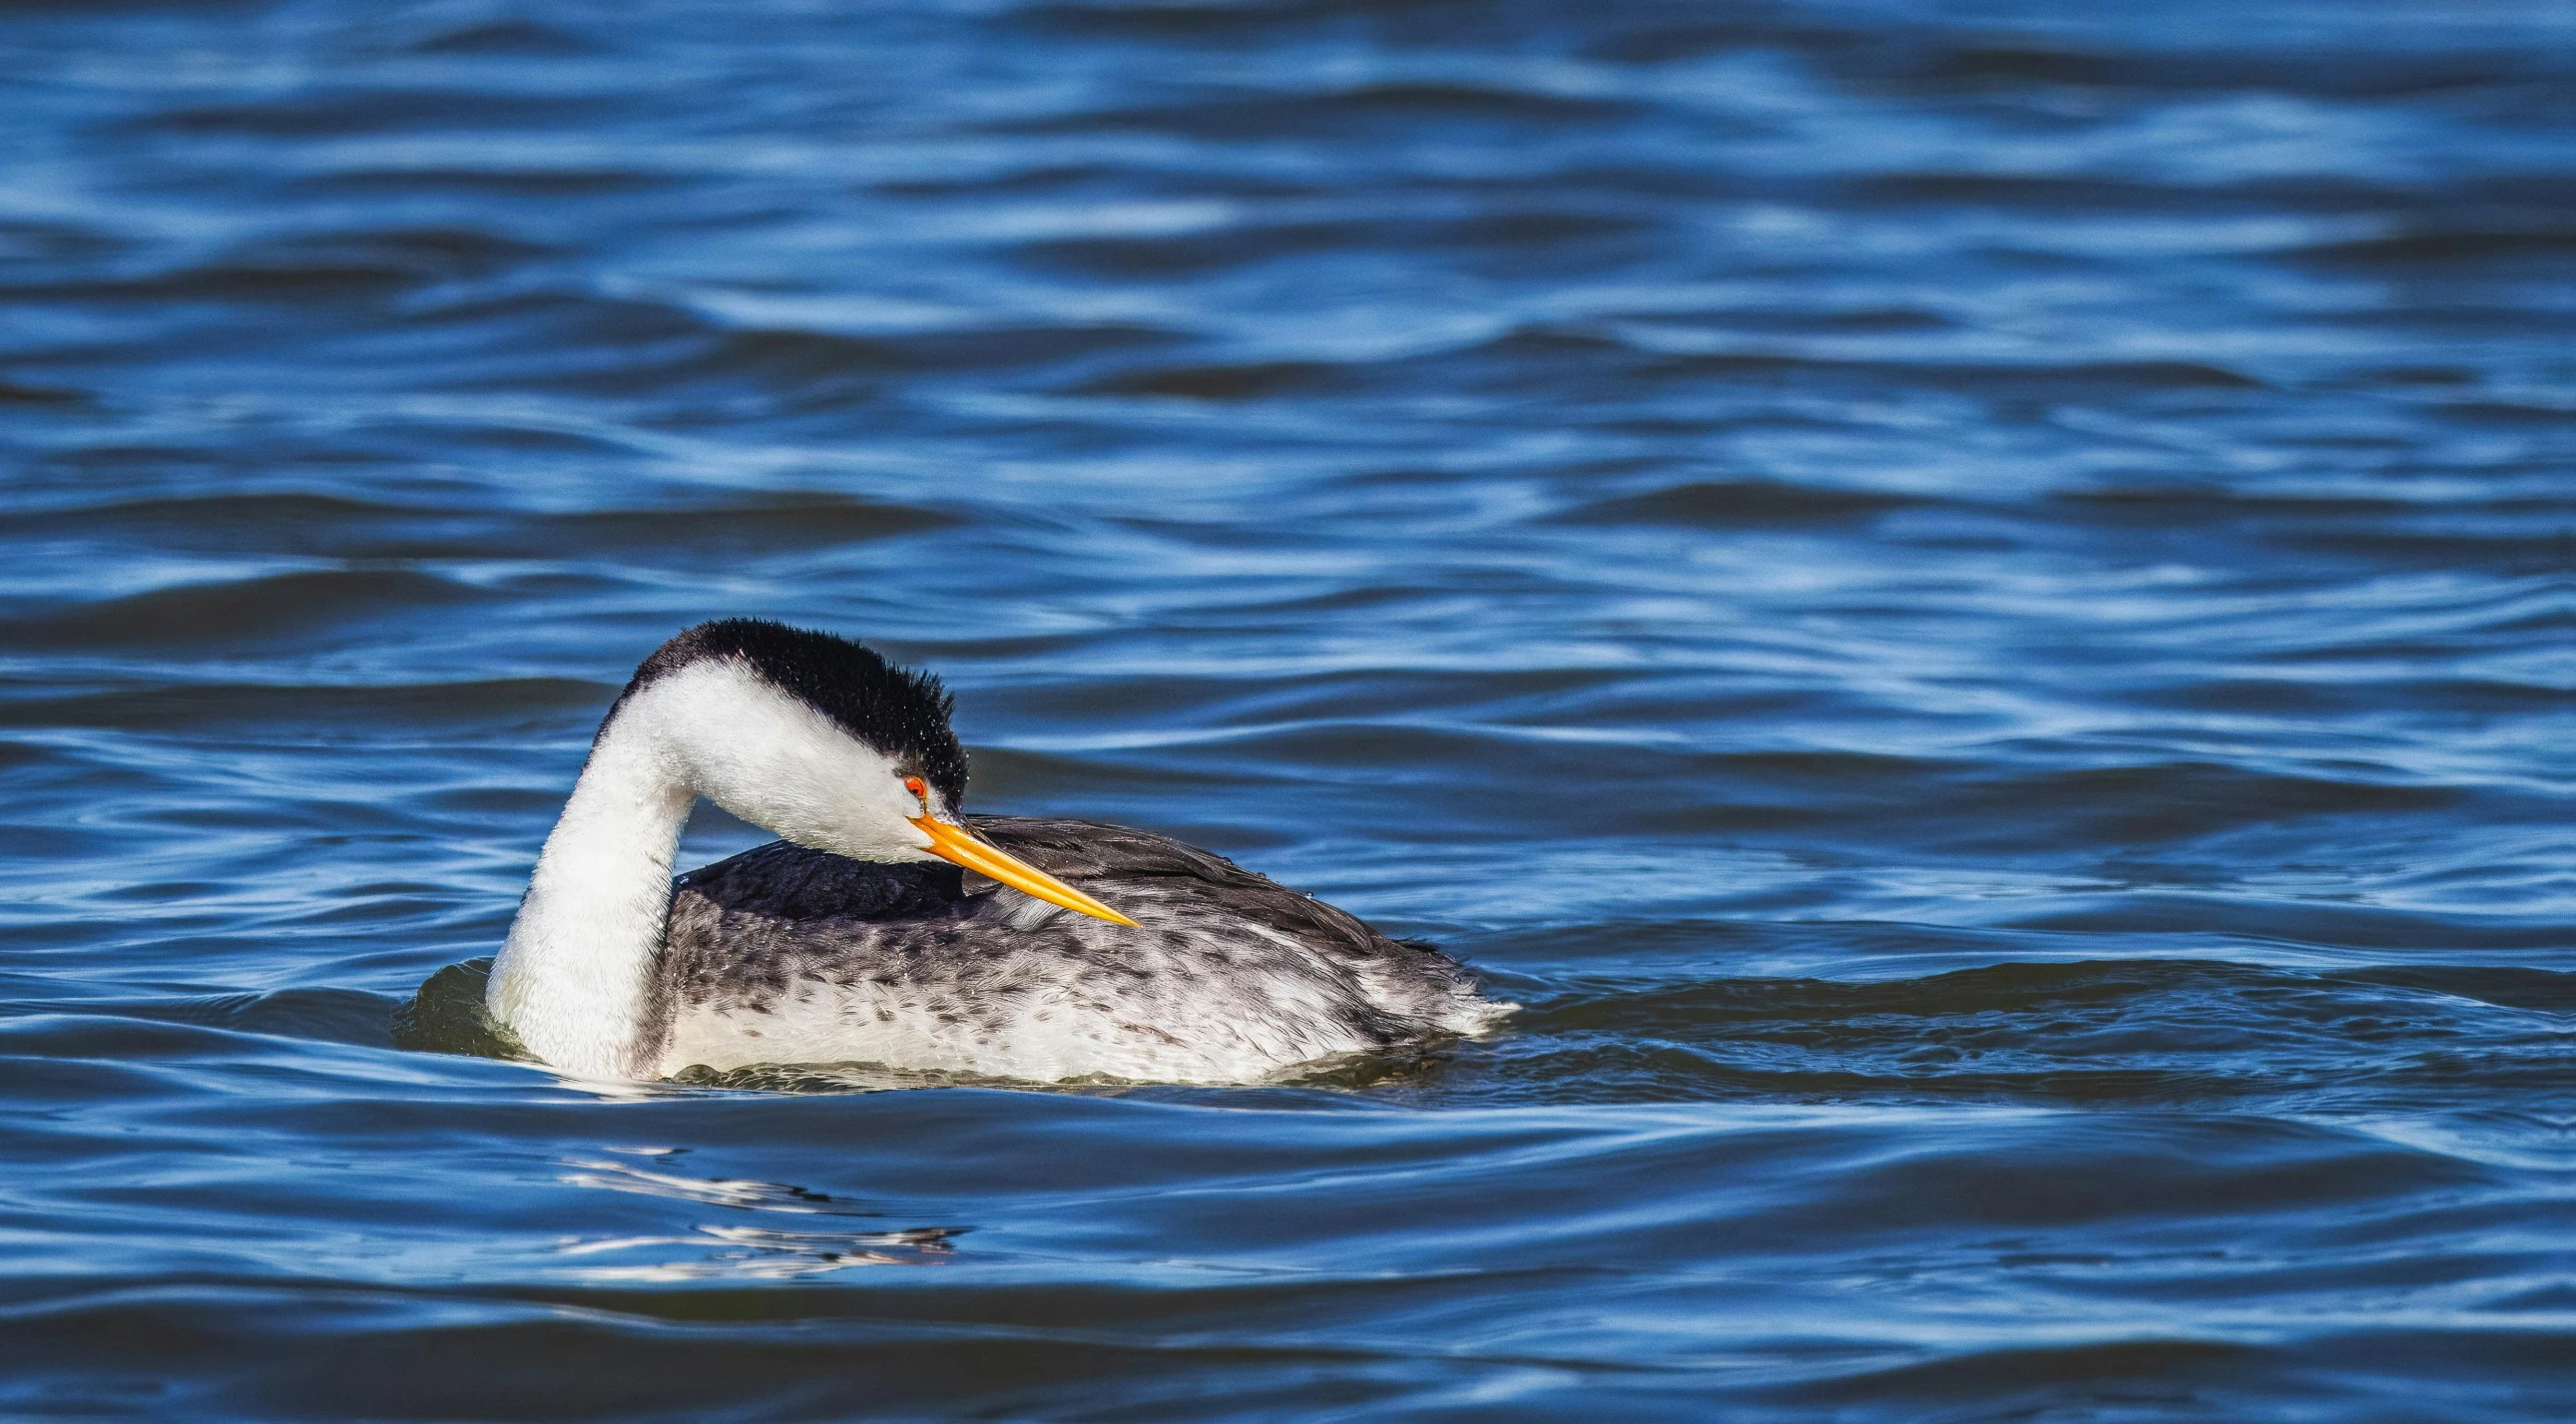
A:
[650,819,1512,1084]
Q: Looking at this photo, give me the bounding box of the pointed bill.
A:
[909,816,1139,927]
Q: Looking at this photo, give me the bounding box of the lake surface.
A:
[2,0,2569,1418]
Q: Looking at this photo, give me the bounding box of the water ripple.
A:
[0,0,2565,1417]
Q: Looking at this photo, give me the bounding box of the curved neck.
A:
[487,716,695,1079]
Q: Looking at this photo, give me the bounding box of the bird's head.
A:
[606,619,1134,926]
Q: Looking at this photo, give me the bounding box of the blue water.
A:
[2,0,2570,1417]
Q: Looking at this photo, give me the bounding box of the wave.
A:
[0,569,500,653]
[1549,479,1926,528]
[9,490,961,563]
[0,678,611,733]
[1479,959,2567,1110]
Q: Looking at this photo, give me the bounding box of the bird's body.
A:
[653,819,1499,1083]
[481,620,1511,1084]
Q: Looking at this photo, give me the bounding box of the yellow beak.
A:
[908,816,1139,927]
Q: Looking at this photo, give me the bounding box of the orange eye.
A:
[903,776,928,809]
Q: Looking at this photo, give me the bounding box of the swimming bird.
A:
[486,619,1512,1083]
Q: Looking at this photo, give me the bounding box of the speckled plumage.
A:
[488,619,1514,1084]
[648,817,1509,1083]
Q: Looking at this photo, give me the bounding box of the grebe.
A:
[484,620,1512,1083]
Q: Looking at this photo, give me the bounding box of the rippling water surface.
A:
[3,1,2570,1417]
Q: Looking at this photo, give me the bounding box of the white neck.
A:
[484,659,932,1080]
[487,712,695,1079]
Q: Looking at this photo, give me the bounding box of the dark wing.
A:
[673,821,1429,971]
[673,839,965,923]
[965,814,1408,964]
